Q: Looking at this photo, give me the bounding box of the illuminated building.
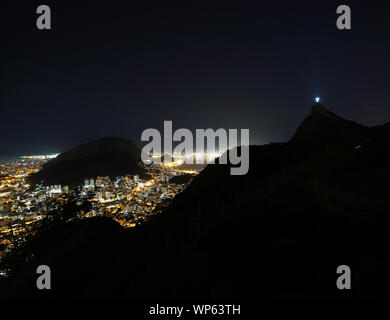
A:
[0,155,203,260]
[49,185,62,194]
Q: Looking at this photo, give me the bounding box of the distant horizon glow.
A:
[21,154,59,160]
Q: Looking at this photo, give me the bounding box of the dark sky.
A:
[1,1,389,155]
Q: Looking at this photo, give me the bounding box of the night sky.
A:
[1,1,390,155]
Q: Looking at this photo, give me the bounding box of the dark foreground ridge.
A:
[3,104,390,299]
[28,137,147,186]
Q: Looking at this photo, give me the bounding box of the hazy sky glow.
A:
[1,1,390,155]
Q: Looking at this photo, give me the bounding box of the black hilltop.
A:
[28,137,148,187]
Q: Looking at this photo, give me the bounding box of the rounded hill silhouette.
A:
[28,137,147,186]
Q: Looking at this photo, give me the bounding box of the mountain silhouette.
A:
[28,137,147,186]
[3,105,390,300]
[290,103,369,146]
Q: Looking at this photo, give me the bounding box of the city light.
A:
[21,154,59,160]
[315,97,320,103]
[0,155,203,264]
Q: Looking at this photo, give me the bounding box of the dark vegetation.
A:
[2,104,390,299]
